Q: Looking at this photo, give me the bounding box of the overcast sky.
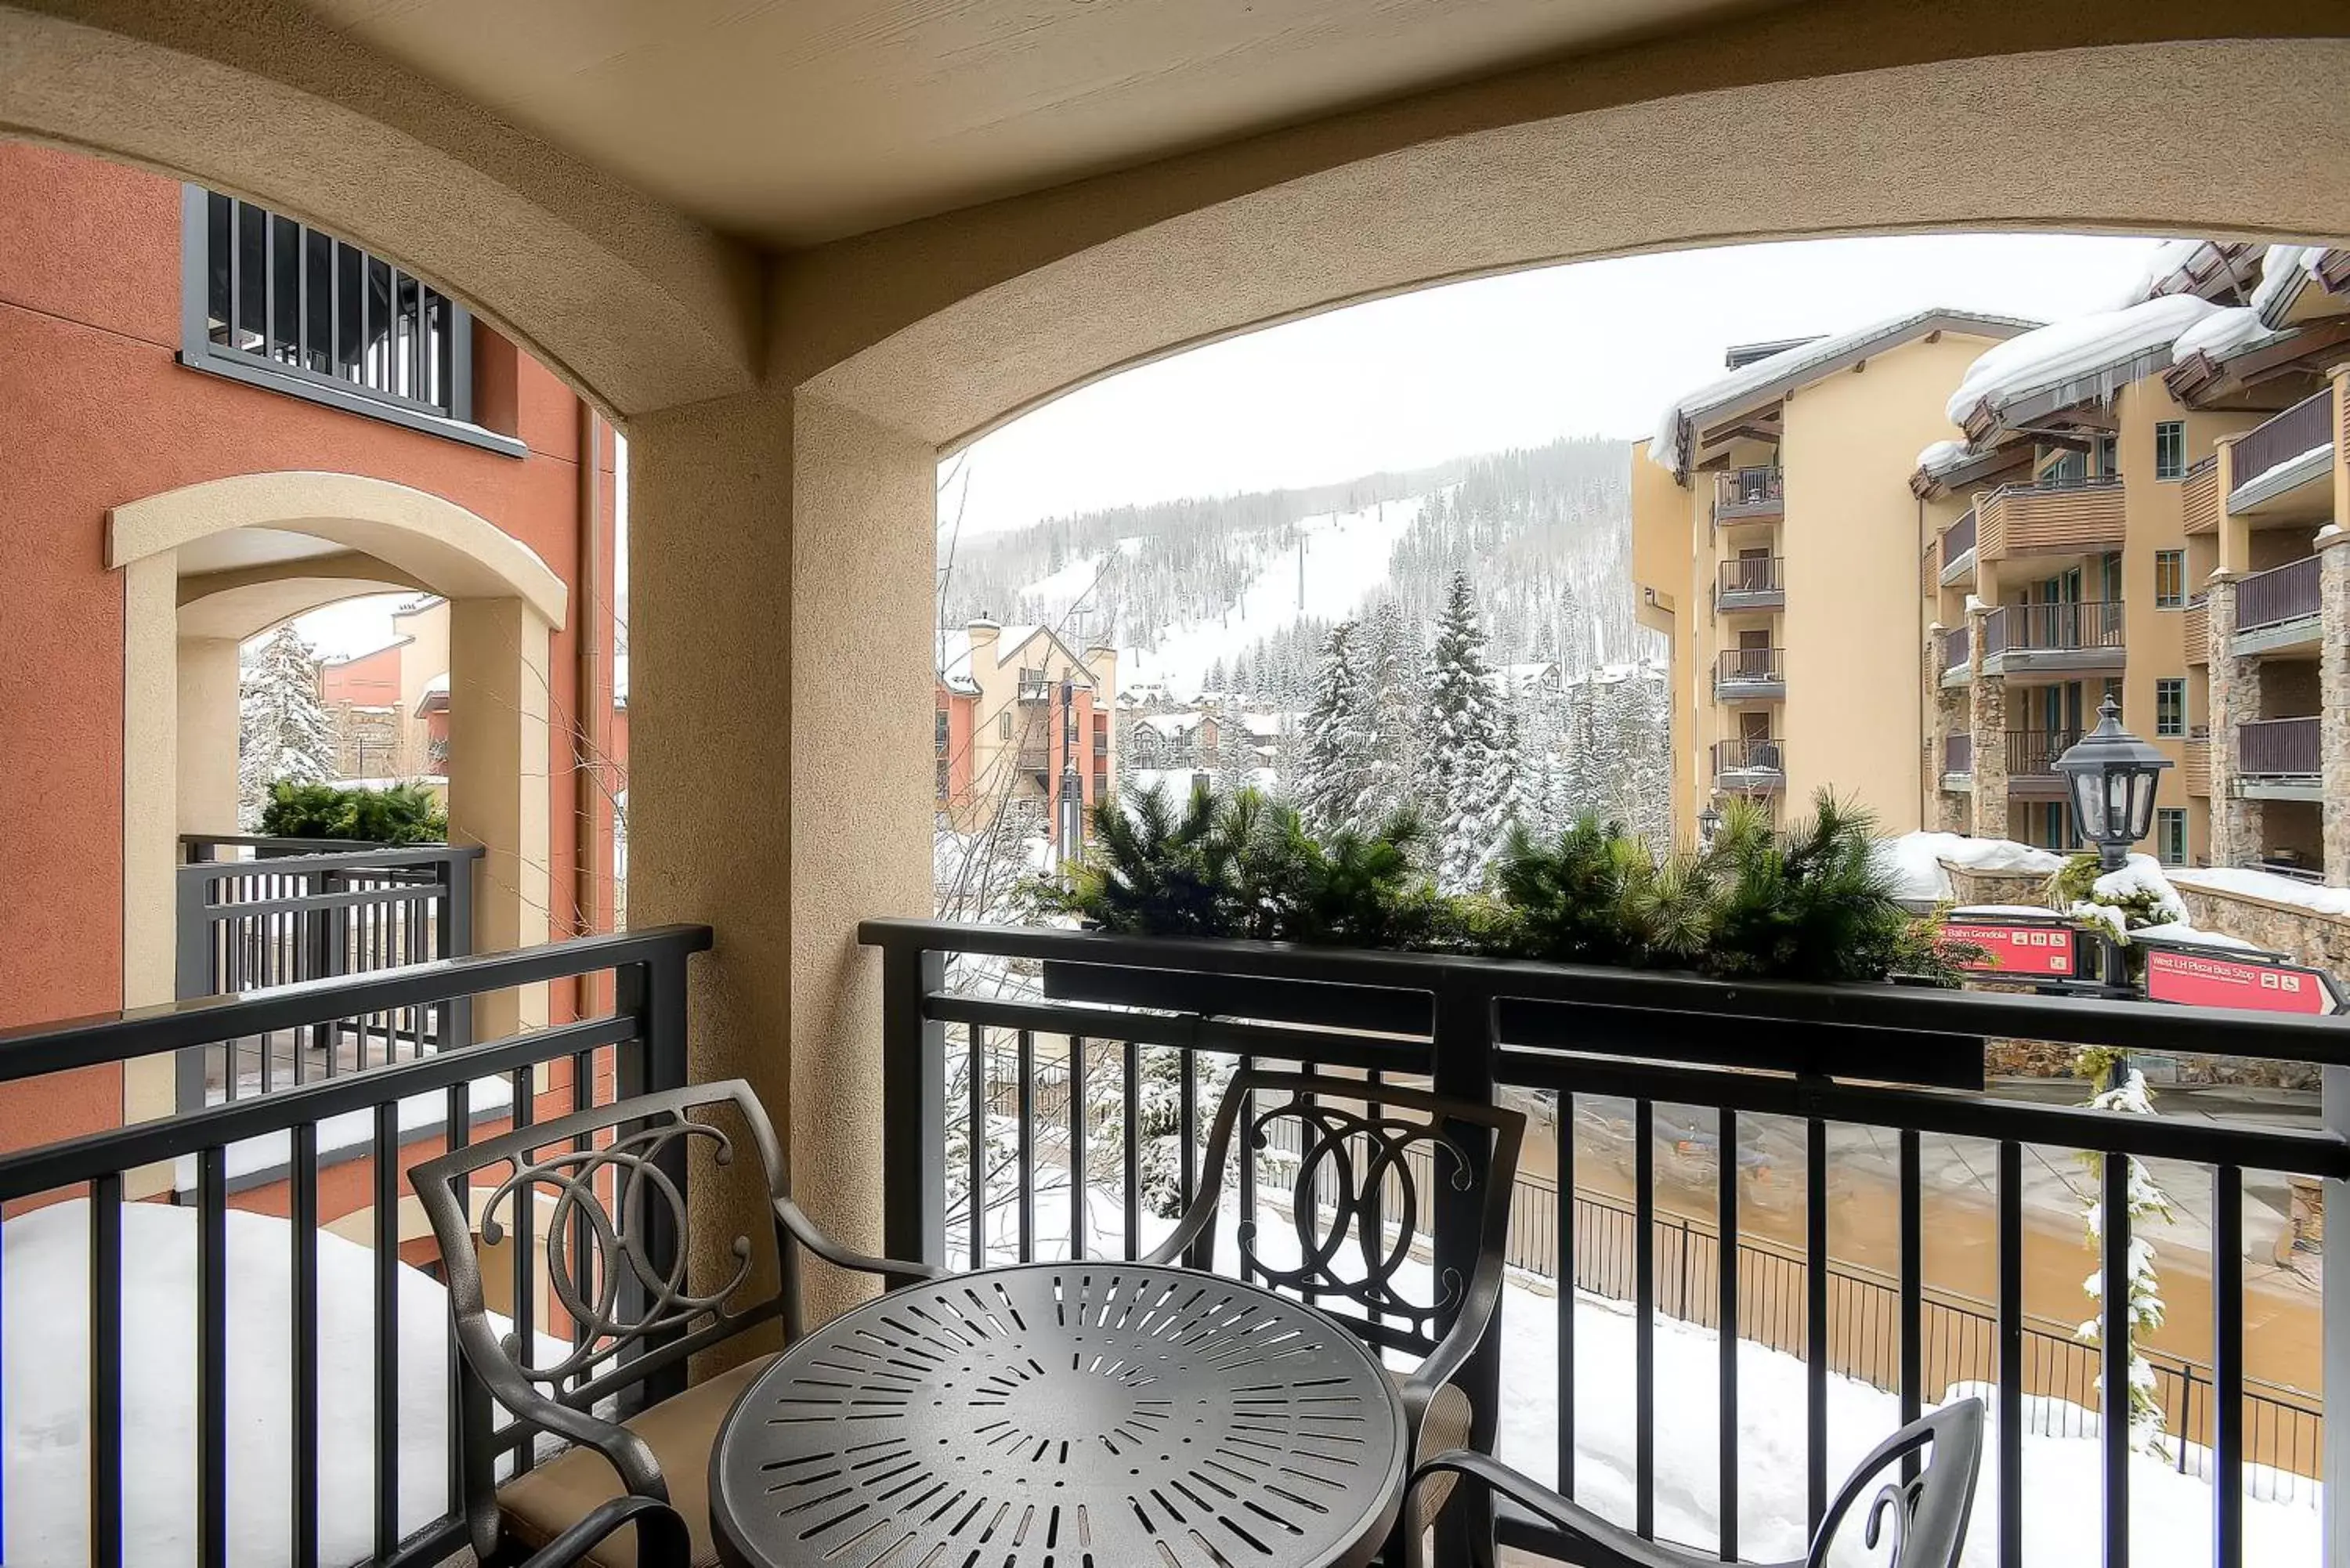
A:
[942,231,2166,539]
[298,232,2164,659]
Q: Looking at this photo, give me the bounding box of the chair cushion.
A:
[499,1353,776,1568]
[1391,1371,1473,1531]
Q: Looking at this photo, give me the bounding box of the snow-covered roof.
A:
[936,623,1100,692]
[421,672,449,695]
[1943,294,2216,427]
[1135,712,1209,739]
[1650,309,2038,474]
[2117,237,2209,306]
[1915,439,1970,476]
[2167,304,2290,367]
[2251,244,2328,327]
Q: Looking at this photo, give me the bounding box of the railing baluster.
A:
[1179,1042,1198,1215]
[1999,1139,2024,1568]
[445,1078,472,1516]
[2213,1164,2243,1568]
[1017,1030,1035,1263]
[1805,1115,1829,1535]
[1900,1128,1922,1484]
[1069,1035,1087,1260]
[511,1066,538,1472]
[290,1121,321,1568]
[197,1144,228,1568]
[1235,1053,1256,1279]
[1635,1097,1654,1539]
[1557,1092,1575,1503]
[373,1103,400,1559]
[88,1171,124,1568]
[1123,1039,1141,1262]
[2101,1151,2131,1568]
[970,1024,987,1270]
[1716,1107,1737,1560]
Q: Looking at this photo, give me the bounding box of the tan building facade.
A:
[1640,244,2350,883]
[936,620,1117,840]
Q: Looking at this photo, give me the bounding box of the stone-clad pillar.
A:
[1966,600,2006,837]
[629,387,936,1335]
[2319,529,2350,884]
[2206,574,2264,867]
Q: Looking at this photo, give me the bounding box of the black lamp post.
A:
[2053,695,2173,872]
[1697,803,1722,847]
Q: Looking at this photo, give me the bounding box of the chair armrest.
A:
[453,1317,668,1500]
[1408,1451,1728,1568]
[774,1196,946,1284]
[515,1494,692,1568]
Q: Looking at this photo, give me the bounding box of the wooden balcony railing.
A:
[2182,454,2221,536]
[2237,556,2322,632]
[2184,734,2211,796]
[1976,474,2126,561]
[1984,599,2128,654]
[2184,596,2210,663]
[2231,389,2335,492]
[2238,716,2321,779]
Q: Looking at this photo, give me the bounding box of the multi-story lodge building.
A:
[935,617,1116,840]
[1636,242,2350,885]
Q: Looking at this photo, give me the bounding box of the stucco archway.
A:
[109,473,561,1117]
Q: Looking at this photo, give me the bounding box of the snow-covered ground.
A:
[3,1198,563,1568]
[1116,498,1428,699]
[2172,867,2350,918]
[1876,832,2066,904]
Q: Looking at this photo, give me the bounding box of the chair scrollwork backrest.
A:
[1806,1399,1984,1568]
[1153,1071,1524,1363]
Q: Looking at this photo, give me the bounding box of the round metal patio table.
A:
[710,1261,1408,1568]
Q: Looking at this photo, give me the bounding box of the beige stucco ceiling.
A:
[298,0,1795,246]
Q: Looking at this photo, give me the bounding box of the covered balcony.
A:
[1975,475,2128,564]
[2225,389,2336,520]
[1712,645,1785,700]
[1710,465,1784,528]
[2231,555,2323,656]
[1710,735,1784,790]
[1938,623,1972,687]
[1713,555,1784,611]
[1941,731,1973,790]
[1939,506,1978,585]
[1979,599,2128,677]
[2004,728,2083,796]
[2237,715,2323,798]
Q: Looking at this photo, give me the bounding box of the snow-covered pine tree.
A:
[1360,598,1421,822]
[2074,1048,2175,1457]
[237,624,337,827]
[1422,573,1506,892]
[1486,704,1531,862]
[1294,621,1374,837]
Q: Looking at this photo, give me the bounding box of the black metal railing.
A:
[1942,623,1971,672]
[174,838,482,1112]
[1716,556,1784,598]
[2237,556,2322,632]
[867,917,2350,1568]
[1986,599,2128,653]
[1712,467,1784,523]
[1711,737,1784,778]
[0,925,710,1568]
[1945,732,1972,775]
[2006,728,2083,778]
[1943,508,1978,568]
[1714,647,1784,687]
[2238,717,2321,779]
[2231,389,2335,491]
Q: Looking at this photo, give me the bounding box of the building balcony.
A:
[1016,677,1054,703]
[0,916,2340,1568]
[1979,599,2126,677]
[2238,715,2322,799]
[2184,728,2211,797]
[2004,728,2082,796]
[1937,623,1972,688]
[1713,646,1784,700]
[1939,507,1977,585]
[1941,731,1972,792]
[2227,388,2336,521]
[1711,736,1785,790]
[2183,595,2210,665]
[2181,454,2221,537]
[1714,555,1784,611]
[1975,474,2126,563]
[1711,465,1783,527]
[2232,556,2322,656]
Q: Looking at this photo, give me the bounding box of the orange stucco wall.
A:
[320,641,405,707]
[0,140,620,1160]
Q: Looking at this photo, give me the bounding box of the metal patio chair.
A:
[1145,1069,1528,1563]
[1406,1399,1984,1568]
[410,1079,942,1568]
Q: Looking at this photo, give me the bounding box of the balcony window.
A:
[935,706,950,753]
[2157,677,2186,737]
[2092,433,2118,477]
[999,710,1013,739]
[2154,549,2185,609]
[179,188,522,455]
[2157,807,2187,865]
[2154,420,2186,480]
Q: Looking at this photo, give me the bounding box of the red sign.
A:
[1943,920,2078,977]
[2145,948,2343,1015]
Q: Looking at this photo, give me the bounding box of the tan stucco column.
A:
[175,636,243,836]
[446,596,553,1039]
[627,387,934,1332]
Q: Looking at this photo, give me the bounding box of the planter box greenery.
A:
[257,780,450,847]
